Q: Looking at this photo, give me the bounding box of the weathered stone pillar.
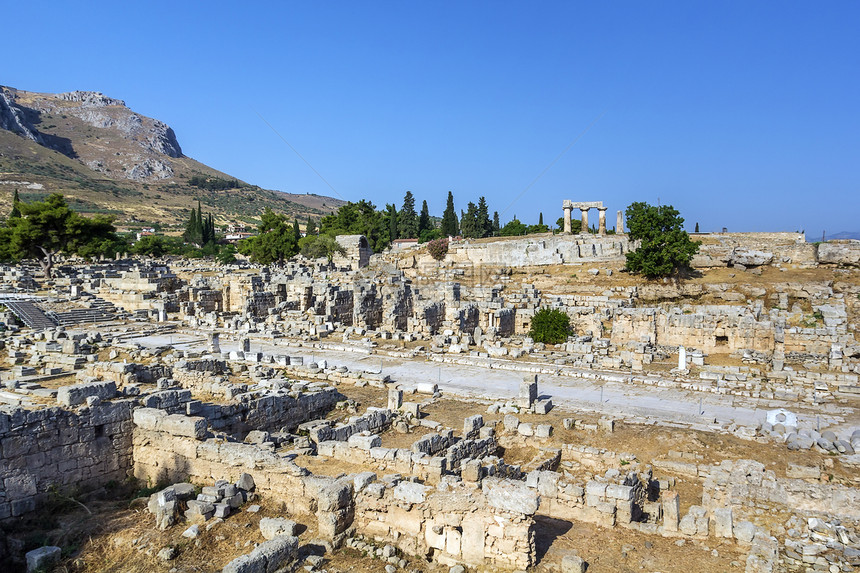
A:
[208,332,220,354]
[580,208,589,233]
[562,200,573,234]
[662,491,680,531]
[597,208,607,235]
[616,210,624,234]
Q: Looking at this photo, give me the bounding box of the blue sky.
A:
[4,2,859,234]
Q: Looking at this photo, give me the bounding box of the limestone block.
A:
[353,472,376,492]
[222,535,298,573]
[26,546,61,572]
[132,407,166,431]
[214,503,231,518]
[57,380,117,406]
[535,424,553,438]
[347,433,381,450]
[561,553,587,573]
[661,491,680,532]
[482,477,540,515]
[517,423,534,437]
[317,482,353,512]
[713,507,733,538]
[393,481,430,504]
[734,520,757,544]
[534,399,552,415]
[463,414,484,439]
[260,517,298,540]
[160,414,207,439]
[503,414,520,432]
[605,484,633,501]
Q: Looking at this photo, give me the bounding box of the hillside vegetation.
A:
[0,86,343,228]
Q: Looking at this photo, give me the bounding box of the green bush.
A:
[528,308,571,344]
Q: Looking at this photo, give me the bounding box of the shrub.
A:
[427,237,449,261]
[529,308,571,344]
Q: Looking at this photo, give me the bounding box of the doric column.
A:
[597,208,607,235]
[616,210,624,234]
[562,200,573,234]
[580,208,589,233]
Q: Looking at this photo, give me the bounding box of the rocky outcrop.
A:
[1,85,184,182]
[58,90,125,107]
[0,89,43,144]
[818,241,860,267]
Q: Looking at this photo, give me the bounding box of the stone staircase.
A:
[0,299,57,330]
[50,299,118,326]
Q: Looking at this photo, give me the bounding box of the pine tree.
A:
[476,196,491,238]
[418,200,431,234]
[9,189,21,219]
[399,191,419,239]
[440,191,459,237]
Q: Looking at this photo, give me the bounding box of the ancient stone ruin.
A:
[1,231,859,572]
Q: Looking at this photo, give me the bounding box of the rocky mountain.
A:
[0,85,344,227]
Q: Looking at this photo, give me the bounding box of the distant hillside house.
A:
[391,238,419,250]
[227,222,247,234]
[225,231,255,243]
[135,228,156,241]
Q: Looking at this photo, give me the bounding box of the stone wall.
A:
[0,399,135,522]
[446,234,630,267]
[355,477,538,570]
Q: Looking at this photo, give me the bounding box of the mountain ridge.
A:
[0,85,344,227]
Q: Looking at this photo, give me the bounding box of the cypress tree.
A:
[493,211,500,234]
[306,216,317,235]
[386,204,399,241]
[418,200,431,234]
[539,212,544,226]
[399,191,418,238]
[440,191,458,237]
[183,206,198,243]
[476,197,491,238]
[293,218,302,244]
[9,189,22,219]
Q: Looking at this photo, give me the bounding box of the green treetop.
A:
[624,201,700,279]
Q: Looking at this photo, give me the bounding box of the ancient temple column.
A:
[562,200,573,234]
[616,210,624,234]
[580,208,589,233]
[598,208,607,235]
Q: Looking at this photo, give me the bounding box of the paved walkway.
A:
[124,330,822,428]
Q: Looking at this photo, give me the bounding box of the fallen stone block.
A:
[260,517,298,540]
[26,546,61,572]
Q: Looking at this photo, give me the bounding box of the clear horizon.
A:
[4,1,859,235]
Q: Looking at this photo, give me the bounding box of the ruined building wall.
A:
[0,400,135,522]
[610,307,777,354]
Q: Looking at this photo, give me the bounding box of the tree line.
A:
[0,190,701,279]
